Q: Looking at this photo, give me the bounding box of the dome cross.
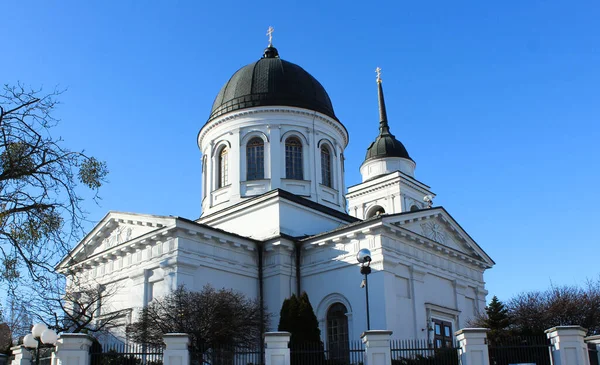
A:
[266,26,274,46]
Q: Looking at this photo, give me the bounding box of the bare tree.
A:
[127,285,268,352]
[27,276,128,335]
[0,83,108,288]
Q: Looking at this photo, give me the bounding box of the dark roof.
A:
[364,78,412,162]
[208,46,338,122]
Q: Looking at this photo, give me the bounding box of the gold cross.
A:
[267,26,274,46]
[376,67,382,83]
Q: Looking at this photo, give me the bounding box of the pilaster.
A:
[455,328,490,365]
[546,326,590,365]
[51,333,93,365]
[361,330,392,365]
[264,332,291,365]
[10,346,32,365]
[163,333,190,365]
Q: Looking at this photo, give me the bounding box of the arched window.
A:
[366,205,385,218]
[217,146,229,188]
[410,205,419,212]
[285,137,303,180]
[321,145,332,188]
[246,137,265,180]
[327,303,349,361]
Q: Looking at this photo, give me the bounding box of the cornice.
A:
[198,107,349,148]
[346,174,433,199]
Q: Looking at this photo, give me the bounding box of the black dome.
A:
[365,133,412,161]
[208,46,337,122]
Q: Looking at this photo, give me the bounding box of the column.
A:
[546,326,590,365]
[585,335,600,365]
[163,333,190,365]
[264,332,291,365]
[361,330,392,365]
[455,328,490,365]
[51,333,93,365]
[10,346,32,365]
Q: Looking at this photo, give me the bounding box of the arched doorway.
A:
[327,303,349,361]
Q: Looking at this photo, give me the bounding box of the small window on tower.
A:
[366,205,385,218]
[410,205,419,212]
[217,146,229,188]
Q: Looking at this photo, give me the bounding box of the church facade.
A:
[58,39,494,348]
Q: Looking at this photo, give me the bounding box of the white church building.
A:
[58,38,494,349]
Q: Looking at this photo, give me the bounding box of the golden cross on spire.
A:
[267,26,274,46]
[375,67,382,83]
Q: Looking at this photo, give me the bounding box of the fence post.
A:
[455,328,490,365]
[546,326,590,365]
[163,333,190,365]
[264,332,291,365]
[586,335,600,365]
[51,333,93,365]
[361,330,392,365]
[9,345,32,365]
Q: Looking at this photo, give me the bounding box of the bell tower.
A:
[346,68,435,219]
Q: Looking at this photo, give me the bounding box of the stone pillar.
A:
[586,335,600,365]
[361,330,392,365]
[51,333,93,365]
[455,328,490,365]
[10,346,32,365]
[546,326,590,365]
[163,333,190,365]
[264,332,291,365]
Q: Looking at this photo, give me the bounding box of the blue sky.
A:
[2,0,599,303]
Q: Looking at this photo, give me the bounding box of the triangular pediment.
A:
[58,212,177,269]
[382,207,494,267]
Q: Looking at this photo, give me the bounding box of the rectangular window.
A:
[432,319,453,348]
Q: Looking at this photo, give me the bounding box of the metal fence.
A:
[589,343,599,365]
[289,340,364,365]
[390,339,459,365]
[488,335,552,365]
[90,342,164,365]
[190,344,263,365]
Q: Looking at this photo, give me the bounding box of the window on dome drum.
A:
[246,137,265,180]
[218,147,229,188]
[327,303,349,362]
[321,145,332,187]
[432,319,453,348]
[285,137,303,180]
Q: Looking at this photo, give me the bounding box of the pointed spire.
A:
[376,67,390,135]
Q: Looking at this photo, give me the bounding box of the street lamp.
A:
[22,323,58,365]
[357,248,372,331]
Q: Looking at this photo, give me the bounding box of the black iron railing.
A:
[289,340,364,365]
[190,344,263,365]
[90,342,164,365]
[589,342,599,365]
[488,335,552,365]
[390,339,459,365]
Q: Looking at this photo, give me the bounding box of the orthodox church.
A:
[58,33,494,349]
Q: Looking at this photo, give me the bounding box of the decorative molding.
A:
[198,107,348,147]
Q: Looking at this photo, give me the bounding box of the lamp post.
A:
[357,248,372,331]
[22,323,58,365]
